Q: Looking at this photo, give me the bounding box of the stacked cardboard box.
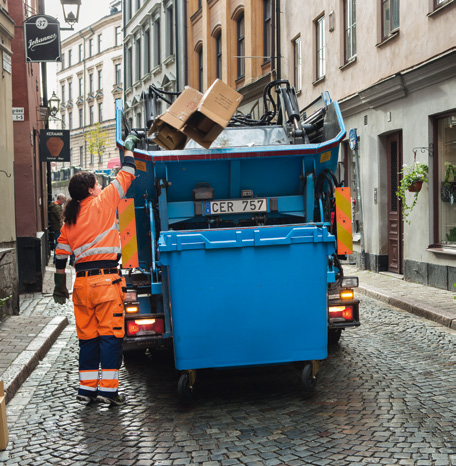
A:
[149,79,243,150]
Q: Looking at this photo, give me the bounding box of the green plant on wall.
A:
[396,161,428,224]
[0,295,12,320]
[84,123,108,162]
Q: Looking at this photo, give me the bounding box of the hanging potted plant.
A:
[441,161,456,204]
[396,161,428,224]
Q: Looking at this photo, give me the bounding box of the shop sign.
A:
[39,130,70,162]
[12,108,24,121]
[24,15,61,63]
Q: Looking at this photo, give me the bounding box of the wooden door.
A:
[387,132,403,273]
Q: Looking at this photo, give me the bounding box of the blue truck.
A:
[115,80,360,400]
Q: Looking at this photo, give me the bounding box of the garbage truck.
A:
[115,79,360,400]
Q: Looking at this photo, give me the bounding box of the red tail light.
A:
[127,318,164,336]
[329,306,353,320]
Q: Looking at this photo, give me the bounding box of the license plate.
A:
[204,198,267,215]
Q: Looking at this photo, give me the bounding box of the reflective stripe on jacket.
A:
[55,166,135,265]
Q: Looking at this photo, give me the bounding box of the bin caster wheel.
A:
[301,363,317,392]
[177,371,195,402]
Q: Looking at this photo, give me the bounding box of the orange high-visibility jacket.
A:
[56,167,135,267]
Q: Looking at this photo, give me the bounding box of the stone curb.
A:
[2,316,68,404]
[357,285,455,329]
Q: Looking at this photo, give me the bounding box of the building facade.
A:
[281,0,456,290]
[54,6,123,172]
[11,0,49,293]
[123,0,186,128]
[186,0,278,118]
[0,0,18,315]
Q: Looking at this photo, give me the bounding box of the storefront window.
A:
[437,114,456,245]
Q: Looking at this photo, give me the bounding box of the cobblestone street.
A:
[2,295,456,465]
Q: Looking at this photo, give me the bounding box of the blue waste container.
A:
[159,224,336,371]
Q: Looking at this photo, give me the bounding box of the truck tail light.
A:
[340,289,354,299]
[329,305,353,320]
[127,318,164,337]
[125,304,139,314]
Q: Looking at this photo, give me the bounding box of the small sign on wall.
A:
[2,52,11,74]
[12,108,24,121]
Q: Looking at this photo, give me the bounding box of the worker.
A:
[49,193,66,261]
[53,134,140,406]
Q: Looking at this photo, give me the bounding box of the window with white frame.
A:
[144,28,150,74]
[98,34,102,53]
[115,26,121,46]
[382,0,399,39]
[135,37,141,82]
[68,49,72,67]
[98,102,103,123]
[115,64,122,85]
[316,15,325,80]
[89,73,94,93]
[126,45,133,88]
[89,105,94,125]
[89,38,94,57]
[237,13,245,79]
[61,84,65,103]
[153,16,161,66]
[344,0,356,62]
[98,69,102,90]
[68,82,72,101]
[79,146,83,166]
[215,31,222,80]
[62,113,66,129]
[79,44,83,62]
[293,36,301,91]
[69,112,73,130]
[166,4,174,56]
[79,108,83,127]
[78,77,83,97]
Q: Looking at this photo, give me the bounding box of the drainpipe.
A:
[276,0,281,80]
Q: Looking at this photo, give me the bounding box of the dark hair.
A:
[63,172,96,225]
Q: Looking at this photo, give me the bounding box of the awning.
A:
[107,157,121,169]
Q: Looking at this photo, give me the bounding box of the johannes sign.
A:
[24,15,61,63]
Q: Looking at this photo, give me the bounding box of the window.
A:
[90,152,94,165]
[135,38,141,82]
[79,108,83,127]
[144,29,150,74]
[316,15,326,80]
[126,46,133,88]
[126,0,132,21]
[78,77,83,97]
[62,114,66,129]
[153,17,161,66]
[89,38,94,57]
[167,5,174,56]
[68,81,72,101]
[435,114,456,246]
[344,0,356,62]
[79,44,83,62]
[70,148,73,166]
[89,105,94,125]
[263,0,272,63]
[61,53,65,70]
[89,73,94,93]
[237,13,245,79]
[136,112,142,127]
[136,0,141,11]
[68,49,72,67]
[115,26,121,46]
[98,70,102,90]
[98,34,102,53]
[69,112,73,130]
[115,64,122,85]
[382,0,399,39]
[61,84,65,103]
[79,146,83,166]
[435,0,449,6]
[98,103,103,123]
[293,36,301,91]
[198,46,203,92]
[215,31,222,80]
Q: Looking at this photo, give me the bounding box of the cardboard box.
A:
[0,381,8,451]
[182,79,243,149]
[148,87,202,150]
